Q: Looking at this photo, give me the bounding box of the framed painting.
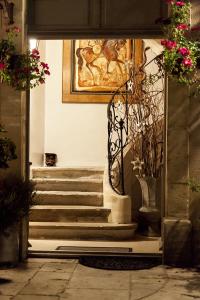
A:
[62,39,142,103]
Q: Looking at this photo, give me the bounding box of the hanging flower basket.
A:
[158,0,200,88]
[0,26,50,91]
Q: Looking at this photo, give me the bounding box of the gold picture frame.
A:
[62,39,142,103]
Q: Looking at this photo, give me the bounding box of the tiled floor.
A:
[29,235,161,254]
[0,258,200,299]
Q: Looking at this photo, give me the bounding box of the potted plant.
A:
[129,51,164,236]
[0,175,36,266]
[0,26,50,90]
[0,125,36,266]
[159,0,200,91]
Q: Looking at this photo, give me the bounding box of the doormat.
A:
[79,256,162,270]
[56,246,132,253]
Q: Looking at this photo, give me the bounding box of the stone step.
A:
[36,191,103,206]
[32,167,104,179]
[29,222,138,240]
[32,178,103,192]
[30,205,111,222]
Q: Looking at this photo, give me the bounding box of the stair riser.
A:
[36,194,103,206]
[35,181,103,192]
[30,210,110,222]
[29,228,136,240]
[32,169,103,179]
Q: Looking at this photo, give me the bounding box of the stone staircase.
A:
[29,167,136,240]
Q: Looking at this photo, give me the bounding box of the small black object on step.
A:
[79,255,162,270]
[45,153,57,167]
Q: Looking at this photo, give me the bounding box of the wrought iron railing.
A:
[107,48,165,195]
[107,83,130,195]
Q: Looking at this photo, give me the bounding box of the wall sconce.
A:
[0,0,14,25]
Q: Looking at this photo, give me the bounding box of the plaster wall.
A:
[30,40,108,167]
[30,41,46,166]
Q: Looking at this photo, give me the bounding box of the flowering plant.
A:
[0,27,50,90]
[160,0,200,85]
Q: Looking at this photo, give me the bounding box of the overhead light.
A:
[29,39,38,50]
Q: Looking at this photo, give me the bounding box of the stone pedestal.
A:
[163,218,192,267]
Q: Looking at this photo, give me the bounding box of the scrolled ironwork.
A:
[107,47,165,195]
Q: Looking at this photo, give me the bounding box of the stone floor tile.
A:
[68,273,130,290]
[13,295,59,300]
[19,261,45,269]
[31,271,71,281]
[161,278,200,296]
[19,280,67,296]
[165,267,200,279]
[141,291,199,300]
[40,262,76,273]
[74,264,130,277]
[130,266,167,279]
[130,284,164,300]
[0,268,38,282]
[131,278,167,286]
[0,282,26,296]
[61,288,129,300]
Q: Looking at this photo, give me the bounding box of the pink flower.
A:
[34,67,39,74]
[177,24,188,30]
[178,47,190,56]
[0,62,6,70]
[175,1,185,6]
[161,40,167,46]
[44,70,50,75]
[39,78,45,84]
[13,26,20,33]
[6,26,20,33]
[40,62,49,69]
[32,49,39,56]
[182,57,193,67]
[161,40,177,50]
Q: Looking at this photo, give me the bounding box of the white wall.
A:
[30,41,46,166]
[31,40,108,167]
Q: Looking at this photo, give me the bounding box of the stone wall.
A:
[0,0,28,260]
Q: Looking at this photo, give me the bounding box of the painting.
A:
[62,39,137,103]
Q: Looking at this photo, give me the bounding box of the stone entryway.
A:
[29,167,136,241]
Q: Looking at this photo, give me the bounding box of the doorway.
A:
[28,38,164,257]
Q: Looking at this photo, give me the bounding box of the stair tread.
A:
[31,205,110,210]
[32,167,104,171]
[36,191,103,196]
[29,221,137,228]
[32,178,103,182]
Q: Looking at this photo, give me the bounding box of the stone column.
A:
[163,79,192,266]
[188,84,200,266]
[0,0,28,260]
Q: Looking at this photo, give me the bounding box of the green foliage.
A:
[0,125,17,168]
[0,27,50,91]
[188,178,200,193]
[162,0,200,87]
[0,175,36,235]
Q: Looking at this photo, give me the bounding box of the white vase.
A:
[136,176,161,237]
